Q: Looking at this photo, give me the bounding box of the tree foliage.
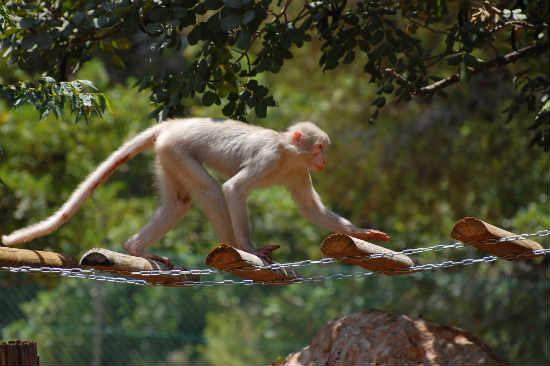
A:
[0,77,110,122]
[0,0,548,148]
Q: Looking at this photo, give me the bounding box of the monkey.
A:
[1,118,390,267]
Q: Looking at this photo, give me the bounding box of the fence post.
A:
[0,340,39,366]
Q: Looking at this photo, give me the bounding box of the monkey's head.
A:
[287,122,331,172]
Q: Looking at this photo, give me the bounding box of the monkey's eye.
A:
[312,144,324,154]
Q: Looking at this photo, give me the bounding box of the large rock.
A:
[282,309,506,365]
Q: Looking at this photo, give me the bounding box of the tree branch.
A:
[417,42,549,95]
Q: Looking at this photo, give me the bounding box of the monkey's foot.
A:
[139,253,174,269]
[249,245,280,264]
[80,248,199,285]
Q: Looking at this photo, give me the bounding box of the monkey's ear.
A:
[292,131,302,145]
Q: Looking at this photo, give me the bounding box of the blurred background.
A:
[1,1,549,364]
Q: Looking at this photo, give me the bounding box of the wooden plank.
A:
[0,246,77,268]
[321,234,416,276]
[451,217,543,260]
[205,243,297,284]
[80,248,199,286]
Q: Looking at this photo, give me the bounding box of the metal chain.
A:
[3,248,550,287]
[1,229,549,287]
[133,227,550,275]
[2,265,149,286]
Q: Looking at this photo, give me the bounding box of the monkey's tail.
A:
[1,123,167,246]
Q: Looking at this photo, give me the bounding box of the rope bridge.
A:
[1,217,549,287]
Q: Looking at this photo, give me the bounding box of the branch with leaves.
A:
[0,78,110,122]
[1,0,548,149]
[385,42,550,96]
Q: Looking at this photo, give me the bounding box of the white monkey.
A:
[2,118,389,266]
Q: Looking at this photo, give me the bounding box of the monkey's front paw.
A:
[349,230,390,242]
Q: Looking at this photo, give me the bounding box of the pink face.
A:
[291,131,328,172]
[311,143,327,172]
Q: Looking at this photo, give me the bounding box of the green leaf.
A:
[372,31,384,44]
[112,54,126,69]
[173,6,189,18]
[195,3,207,14]
[369,109,379,123]
[202,91,218,106]
[41,76,56,84]
[511,9,527,21]
[358,39,370,52]
[73,12,85,25]
[236,30,252,49]
[187,26,202,45]
[204,0,223,11]
[92,16,115,29]
[255,102,267,118]
[36,33,53,50]
[112,38,133,50]
[242,9,255,25]
[377,83,394,94]
[343,51,355,64]
[21,35,37,50]
[265,96,276,107]
[255,85,268,98]
[76,80,100,91]
[447,55,463,65]
[79,93,93,107]
[372,97,386,108]
[536,100,550,119]
[19,18,38,29]
[75,108,84,123]
[144,22,163,34]
[224,0,245,9]
[463,54,479,67]
[149,6,170,22]
[96,94,108,113]
[222,101,236,116]
[220,12,241,31]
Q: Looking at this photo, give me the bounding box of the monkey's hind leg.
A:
[156,144,237,246]
[123,168,191,268]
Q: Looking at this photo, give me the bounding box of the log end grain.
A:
[321,234,417,276]
[80,248,199,285]
[206,243,297,284]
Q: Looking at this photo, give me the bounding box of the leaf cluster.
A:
[0,0,548,147]
[0,77,109,122]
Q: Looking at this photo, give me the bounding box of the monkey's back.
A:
[159,118,283,178]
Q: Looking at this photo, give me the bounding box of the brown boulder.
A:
[281,309,506,366]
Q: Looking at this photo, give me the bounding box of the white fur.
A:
[3,118,364,260]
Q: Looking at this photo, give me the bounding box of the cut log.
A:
[451,217,543,260]
[321,234,416,276]
[205,243,298,284]
[0,246,77,267]
[79,248,199,286]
